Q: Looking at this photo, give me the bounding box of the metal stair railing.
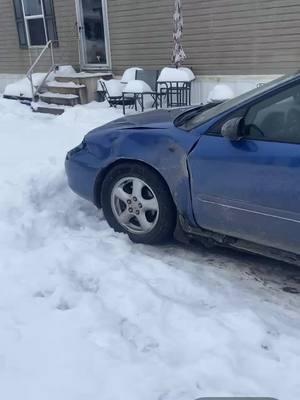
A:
[26,40,58,102]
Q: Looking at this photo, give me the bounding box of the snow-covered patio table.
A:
[122,79,162,113]
[158,67,195,108]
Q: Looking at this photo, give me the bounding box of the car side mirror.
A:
[221,117,243,141]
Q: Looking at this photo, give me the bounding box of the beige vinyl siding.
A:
[40,0,79,69]
[0,0,29,74]
[1,0,300,77]
[0,0,79,74]
[108,0,300,75]
[108,0,173,75]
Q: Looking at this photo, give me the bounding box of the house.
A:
[1,0,300,103]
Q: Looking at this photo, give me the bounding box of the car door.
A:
[188,82,300,254]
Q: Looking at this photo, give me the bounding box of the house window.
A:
[22,0,47,46]
[13,0,58,48]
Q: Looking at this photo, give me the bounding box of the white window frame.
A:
[20,0,48,47]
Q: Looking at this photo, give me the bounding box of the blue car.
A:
[65,72,300,265]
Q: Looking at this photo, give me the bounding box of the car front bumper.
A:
[65,147,102,204]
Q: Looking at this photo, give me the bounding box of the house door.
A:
[76,0,111,69]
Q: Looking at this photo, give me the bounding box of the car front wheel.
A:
[101,163,176,244]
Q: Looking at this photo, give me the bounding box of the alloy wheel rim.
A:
[111,177,159,234]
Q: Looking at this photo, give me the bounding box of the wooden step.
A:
[53,72,112,103]
[39,91,79,107]
[31,101,65,115]
[46,81,87,104]
[55,71,112,84]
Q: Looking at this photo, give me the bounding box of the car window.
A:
[244,83,300,143]
[183,72,299,130]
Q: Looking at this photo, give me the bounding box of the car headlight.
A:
[66,140,87,160]
[72,140,87,153]
[77,139,87,151]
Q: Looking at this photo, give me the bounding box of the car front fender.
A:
[89,127,200,226]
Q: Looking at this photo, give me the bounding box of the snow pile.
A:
[4,73,50,99]
[121,67,143,83]
[208,83,235,102]
[3,65,76,99]
[0,98,299,400]
[179,67,195,81]
[123,80,153,93]
[98,78,124,96]
[158,67,195,82]
[55,65,76,76]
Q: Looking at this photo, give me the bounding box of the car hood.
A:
[101,108,190,130]
[85,103,223,143]
[81,106,209,167]
[85,107,198,144]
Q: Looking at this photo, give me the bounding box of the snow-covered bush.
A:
[3,65,76,99]
[4,73,50,99]
[208,83,235,102]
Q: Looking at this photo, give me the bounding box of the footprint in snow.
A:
[56,298,72,311]
[33,289,54,298]
[120,318,159,353]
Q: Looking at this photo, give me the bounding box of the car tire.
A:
[101,163,177,244]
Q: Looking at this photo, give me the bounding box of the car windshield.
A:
[183,72,299,130]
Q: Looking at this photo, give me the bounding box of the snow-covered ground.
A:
[0,97,299,400]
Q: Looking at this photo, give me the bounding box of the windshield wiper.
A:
[174,102,223,128]
[174,106,204,127]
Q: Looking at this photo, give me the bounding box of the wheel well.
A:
[93,159,175,209]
